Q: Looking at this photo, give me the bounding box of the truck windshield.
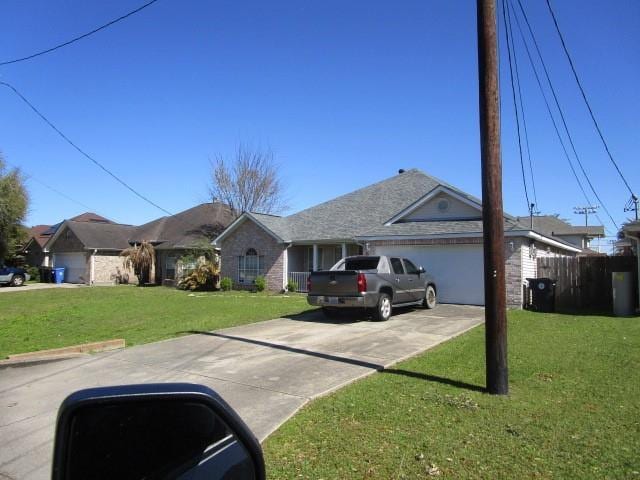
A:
[343,257,379,272]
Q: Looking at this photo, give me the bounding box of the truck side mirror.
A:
[52,383,265,480]
[418,266,425,274]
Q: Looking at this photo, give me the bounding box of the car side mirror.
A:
[52,383,265,480]
[418,266,425,275]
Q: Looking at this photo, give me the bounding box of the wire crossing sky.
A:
[0,1,637,247]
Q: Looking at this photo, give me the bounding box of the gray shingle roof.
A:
[130,202,234,250]
[220,169,579,252]
[250,169,473,241]
[65,221,136,250]
[513,215,605,237]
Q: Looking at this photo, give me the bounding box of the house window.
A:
[238,248,263,284]
[165,256,177,280]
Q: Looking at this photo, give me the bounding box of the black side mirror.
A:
[418,266,425,275]
[52,383,265,480]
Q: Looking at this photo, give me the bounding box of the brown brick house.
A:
[214,169,583,307]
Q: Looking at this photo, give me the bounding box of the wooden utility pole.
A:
[477,0,508,395]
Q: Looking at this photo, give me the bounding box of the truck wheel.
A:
[373,293,392,321]
[10,274,25,287]
[423,285,437,309]
[322,308,341,319]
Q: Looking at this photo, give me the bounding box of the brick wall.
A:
[220,219,286,291]
[93,253,137,285]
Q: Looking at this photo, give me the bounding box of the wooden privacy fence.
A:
[536,256,638,312]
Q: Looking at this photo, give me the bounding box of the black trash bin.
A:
[526,278,556,312]
[39,266,52,283]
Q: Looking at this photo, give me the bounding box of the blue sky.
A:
[1,1,638,248]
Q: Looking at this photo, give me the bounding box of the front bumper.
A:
[307,294,378,308]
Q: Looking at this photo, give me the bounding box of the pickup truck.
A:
[0,265,30,287]
[307,255,437,321]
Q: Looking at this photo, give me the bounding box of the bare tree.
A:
[210,145,285,217]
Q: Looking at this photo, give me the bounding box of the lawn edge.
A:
[259,319,483,443]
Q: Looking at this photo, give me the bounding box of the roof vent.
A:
[398,169,405,174]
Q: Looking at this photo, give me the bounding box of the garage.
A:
[371,244,485,305]
[53,253,87,283]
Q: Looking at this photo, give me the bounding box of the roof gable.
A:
[385,186,483,225]
[213,212,286,245]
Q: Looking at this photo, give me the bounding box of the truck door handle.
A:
[395,278,400,282]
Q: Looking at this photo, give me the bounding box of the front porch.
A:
[287,242,362,292]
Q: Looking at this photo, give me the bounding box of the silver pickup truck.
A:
[307,255,437,321]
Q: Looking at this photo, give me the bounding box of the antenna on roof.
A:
[398,169,405,174]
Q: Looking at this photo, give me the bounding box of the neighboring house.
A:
[21,225,50,267]
[22,212,114,268]
[620,221,640,306]
[44,203,233,285]
[214,169,581,307]
[129,202,234,285]
[516,215,605,254]
[43,221,137,284]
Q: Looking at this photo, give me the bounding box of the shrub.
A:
[254,275,266,292]
[286,279,298,292]
[220,277,233,291]
[25,265,39,282]
[177,263,218,291]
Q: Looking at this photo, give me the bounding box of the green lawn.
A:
[264,311,640,479]
[0,286,314,358]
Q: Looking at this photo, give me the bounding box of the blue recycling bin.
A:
[53,267,65,284]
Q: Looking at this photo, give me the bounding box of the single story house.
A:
[45,202,234,285]
[519,215,605,254]
[621,220,640,308]
[21,212,113,268]
[43,220,137,284]
[129,202,234,285]
[214,169,582,307]
[21,225,50,268]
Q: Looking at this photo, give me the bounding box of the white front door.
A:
[372,244,485,305]
[54,253,87,283]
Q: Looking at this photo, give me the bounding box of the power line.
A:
[545,0,635,198]
[512,0,618,231]
[500,0,530,211]
[507,3,593,212]
[0,0,161,67]
[506,1,538,211]
[4,159,111,218]
[0,81,174,216]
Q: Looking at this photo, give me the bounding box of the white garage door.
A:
[372,244,485,305]
[54,253,87,283]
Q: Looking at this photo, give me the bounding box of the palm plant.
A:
[120,241,155,286]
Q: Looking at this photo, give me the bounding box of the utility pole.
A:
[624,195,639,222]
[573,205,599,227]
[477,0,508,395]
[529,203,539,230]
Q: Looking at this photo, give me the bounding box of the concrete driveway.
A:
[0,304,483,479]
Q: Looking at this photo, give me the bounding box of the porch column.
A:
[341,243,347,259]
[312,244,318,271]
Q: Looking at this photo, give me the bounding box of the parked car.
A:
[0,265,30,287]
[307,255,437,321]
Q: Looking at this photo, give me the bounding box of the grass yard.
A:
[264,311,640,479]
[0,286,314,358]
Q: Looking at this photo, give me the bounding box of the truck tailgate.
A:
[309,271,359,296]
